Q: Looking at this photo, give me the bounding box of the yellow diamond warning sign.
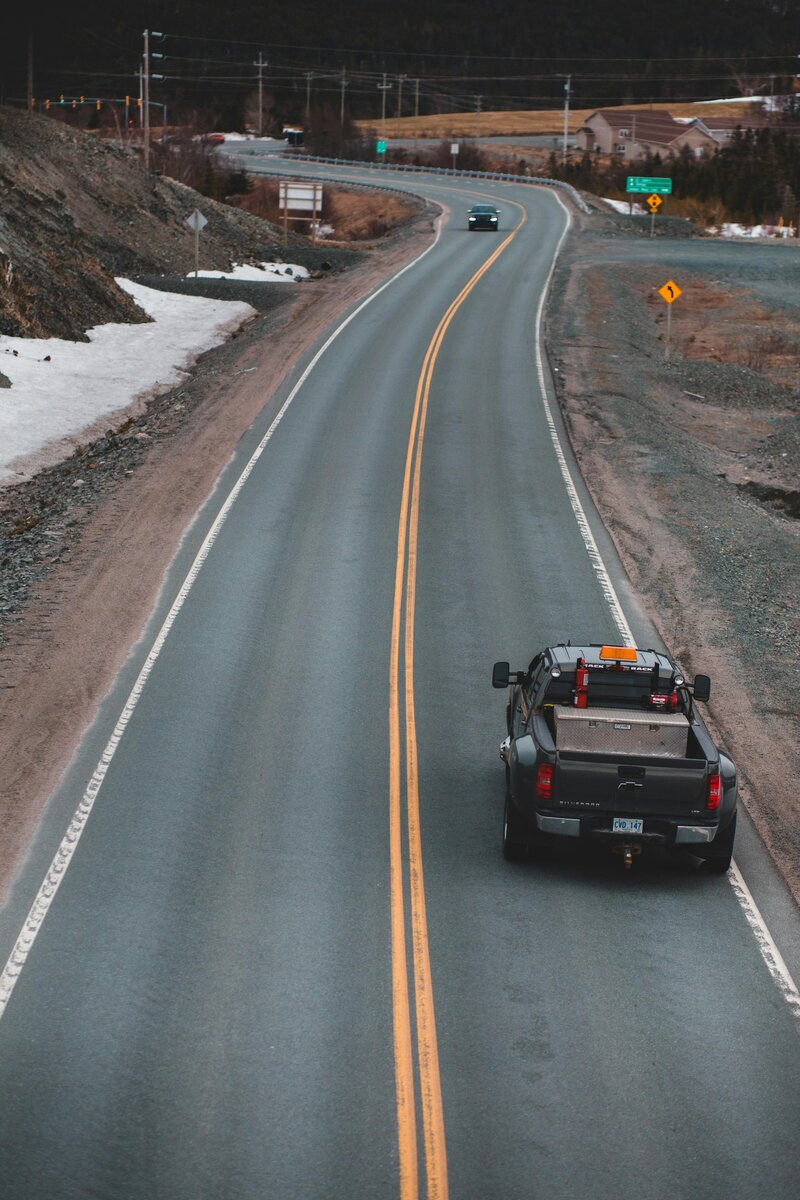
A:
[658,280,682,304]
[647,193,663,210]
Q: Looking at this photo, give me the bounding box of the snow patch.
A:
[189,261,309,282]
[602,197,647,215]
[0,280,256,485]
[708,223,797,240]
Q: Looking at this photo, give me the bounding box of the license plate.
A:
[612,817,643,835]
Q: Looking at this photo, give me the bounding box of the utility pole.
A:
[340,67,347,128]
[378,72,392,142]
[143,29,150,169]
[26,26,34,111]
[562,73,571,165]
[138,65,143,128]
[142,31,165,165]
[255,53,266,136]
[475,94,482,140]
[397,73,407,119]
[414,78,420,149]
[305,72,313,128]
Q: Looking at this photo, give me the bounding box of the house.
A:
[576,108,719,161]
[693,113,774,146]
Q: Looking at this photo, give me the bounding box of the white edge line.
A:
[728,863,800,1020]
[0,215,443,1019]
[534,191,800,1026]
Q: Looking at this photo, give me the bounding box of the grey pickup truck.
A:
[492,643,738,871]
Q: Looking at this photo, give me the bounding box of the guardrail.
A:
[223,149,591,215]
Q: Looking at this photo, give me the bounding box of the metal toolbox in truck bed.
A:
[553,706,689,758]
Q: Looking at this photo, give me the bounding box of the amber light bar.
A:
[599,645,638,662]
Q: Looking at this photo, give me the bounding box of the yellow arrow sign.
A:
[648,193,663,209]
[658,280,682,304]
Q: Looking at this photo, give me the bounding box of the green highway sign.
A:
[376,139,387,154]
[626,176,672,195]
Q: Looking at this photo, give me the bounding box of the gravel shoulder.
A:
[0,210,438,902]
[546,206,800,899]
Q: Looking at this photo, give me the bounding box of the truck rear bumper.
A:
[534,813,721,844]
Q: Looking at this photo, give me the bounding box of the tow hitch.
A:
[612,841,643,869]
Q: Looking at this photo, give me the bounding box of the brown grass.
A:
[226,181,417,242]
[355,101,764,140]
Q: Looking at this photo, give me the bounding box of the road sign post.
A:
[450,142,460,170]
[658,279,682,360]
[647,192,663,238]
[185,209,208,277]
[279,180,323,244]
[626,176,672,195]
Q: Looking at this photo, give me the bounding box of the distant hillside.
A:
[0,107,286,341]
[3,4,798,123]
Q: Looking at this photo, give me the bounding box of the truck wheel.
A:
[503,793,528,862]
[701,812,737,874]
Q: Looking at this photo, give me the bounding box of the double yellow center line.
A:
[388,199,526,1200]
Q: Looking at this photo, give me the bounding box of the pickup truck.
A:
[492,643,737,871]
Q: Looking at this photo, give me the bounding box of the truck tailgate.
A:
[554,753,709,817]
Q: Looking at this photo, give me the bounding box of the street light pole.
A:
[475,94,482,139]
[340,67,347,128]
[563,73,571,166]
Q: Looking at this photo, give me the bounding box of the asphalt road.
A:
[1,167,799,1199]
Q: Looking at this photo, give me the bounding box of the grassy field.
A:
[355,101,764,140]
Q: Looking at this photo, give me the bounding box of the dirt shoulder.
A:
[546,206,800,898]
[0,208,438,903]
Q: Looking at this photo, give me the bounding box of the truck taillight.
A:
[536,764,554,801]
[707,772,722,810]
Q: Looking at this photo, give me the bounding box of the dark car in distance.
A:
[467,204,500,230]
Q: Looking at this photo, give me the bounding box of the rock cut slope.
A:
[0,107,289,342]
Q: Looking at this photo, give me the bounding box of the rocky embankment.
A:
[0,106,303,344]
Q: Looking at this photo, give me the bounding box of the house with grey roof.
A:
[576,108,719,161]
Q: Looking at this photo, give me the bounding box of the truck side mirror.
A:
[492,661,510,689]
[693,674,711,702]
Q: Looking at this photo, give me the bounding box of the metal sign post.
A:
[647,192,663,238]
[658,279,682,360]
[279,181,323,245]
[626,176,673,195]
[185,209,208,276]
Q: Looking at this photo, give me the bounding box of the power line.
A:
[160,30,795,65]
